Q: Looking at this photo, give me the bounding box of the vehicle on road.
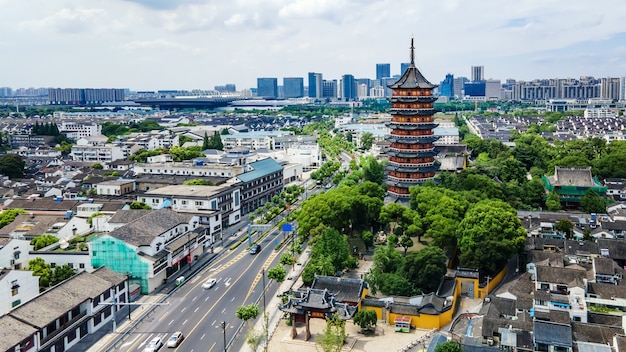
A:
[202,278,217,289]
[249,244,261,255]
[167,331,184,348]
[175,276,184,286]
[143,337,163,352]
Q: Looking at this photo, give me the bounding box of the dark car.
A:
[249,244,261,255]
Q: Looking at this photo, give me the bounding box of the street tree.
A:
[361,230,374,251]
[360,132,375,150]
[236,304,260,326]
[267,265,286,283]
[279,253,295,267]
[316,314,347,352]
[353,309,377,334]
[202,131,210,150]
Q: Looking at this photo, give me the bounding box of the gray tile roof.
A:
[91,266,126,286]
[311,276,364,304]
[107,209,153,224]
[108,208,193,247]
[536,265,586,285]
[9,271,113,328]
[534,321,572,347]
[572,322,624,345]
[597,239,626,260]
[0,315,38,351]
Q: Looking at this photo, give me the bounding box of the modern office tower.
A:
[385,38,440,198]
[215,84,236,92]
[376,63,391,80]
[322,79,337,99]
[439,74,454,97]
[308,72,323,99]
[283,77,304,98]
[600,77,621,100]
[464,81,486,97]
[355,78,371,98]
[485,79,502,100]
[257,78,278,99]
[621,77,626,102]
[471,65,484,82]
[454,77,468,98]
[0,87,12,97]
[48,88,125,105]
[341,74,356,101]
[400,63,411,76]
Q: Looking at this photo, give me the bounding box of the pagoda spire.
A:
[410,36,415,66]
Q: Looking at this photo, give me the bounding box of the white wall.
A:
[0,270,40,315]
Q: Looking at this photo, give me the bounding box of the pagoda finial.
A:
[410,36,415,65]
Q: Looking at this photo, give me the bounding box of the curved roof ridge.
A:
[388,37,436,90]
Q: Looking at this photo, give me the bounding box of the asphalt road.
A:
[109,227,287,352]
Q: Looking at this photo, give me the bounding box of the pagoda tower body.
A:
[384,38,440,198]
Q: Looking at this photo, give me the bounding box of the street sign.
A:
[282,223,293,232]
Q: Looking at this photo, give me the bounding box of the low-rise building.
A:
[0,268,39,315]
[133,160,241,178]
[71,136,125,164]
[95,179,136,196]
[236,158,284,214]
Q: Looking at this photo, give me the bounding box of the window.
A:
[12,287,19,296]
[12,299,21,307]
[79,263,85,269]
[67,329,77,342]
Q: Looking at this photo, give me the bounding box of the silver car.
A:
[143,337,163,352]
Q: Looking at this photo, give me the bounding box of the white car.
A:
[143,337,163,352]
[202,278,217,289]
[167,331,184,348]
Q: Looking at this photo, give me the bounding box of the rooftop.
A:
[236,157,283,183]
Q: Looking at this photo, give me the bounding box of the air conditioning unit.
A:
[487,338,494,346]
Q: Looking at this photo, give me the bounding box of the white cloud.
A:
[18,8,108,34]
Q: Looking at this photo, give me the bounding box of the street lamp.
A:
[221,321,227,352]
[262,268,267,352]
[126,272,132,321]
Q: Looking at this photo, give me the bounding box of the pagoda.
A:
[385,38,440,198]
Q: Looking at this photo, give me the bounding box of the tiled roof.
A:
[107,209,153,224]
[536,265,586,285]
[311,276,364,304]
[572,322,624,345]
[108,208,193,247]
[0,315,38,351]
[9,271,113,328]
[91,266,126,286]
[534,321,572,347]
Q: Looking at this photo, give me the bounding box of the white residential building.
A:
[0,237,32,270]
[0,269,40,315]
[71,137,124,163]
[59,122,102,139]
[133,161,241,178]
[120,131,179,150]
[95,180,136,196]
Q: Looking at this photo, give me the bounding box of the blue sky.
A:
[1,0,625,91]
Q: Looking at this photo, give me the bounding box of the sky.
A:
[1,0,626,92]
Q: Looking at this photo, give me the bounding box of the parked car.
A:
[202,278,217,289]
[143,337,163,352]
[250,244,261,255]
[167,331,184,348]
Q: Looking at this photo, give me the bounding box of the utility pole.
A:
[262,268,267,352]
[127,273,132,320]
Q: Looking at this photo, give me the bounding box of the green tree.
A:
[361,230,374,251]
[0,208,26,229]
[202,131,210,150]
[91,162,104,170]
[362,155,384,185]
[360,132,375,150]
[182,179,214,186]
[399,235,413,256]
[316,314,347,352]
[434,341,463,352]
[457,199,526,275]
[580,189,607,213]
[0,154,26,178]
[279,253,295,267]
[545,190,562,211]
[267,265,287,283]
[555,219,575,239]
[31,234,59,251]
[129,201,151,210]
[353,309,377,333]
[51,264,77,286]
[28,257,51,289]
[236,304,260,326]
[401,246,447,293]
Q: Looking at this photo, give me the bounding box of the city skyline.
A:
[1,0,626,91]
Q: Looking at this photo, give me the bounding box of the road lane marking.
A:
[209,342,216,351]
[192,295,197,301]
[205,296,210,301]
[201,333,205,340]
[230,296,236,302]
[181,307,186,312]
[183,319,188,325]
[168,319,174,325]
[194,307,199,312]
[243,249,280,302]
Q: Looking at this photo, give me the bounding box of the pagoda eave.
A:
[390,109,437,116]
[385,122,439,130]
[389,96,438,103]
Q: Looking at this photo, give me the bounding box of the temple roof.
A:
[388,37,436,90]
[279,288,357,320]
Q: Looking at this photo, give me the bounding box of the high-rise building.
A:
[257,78,278,99]
[341,74,356,101]
[600,77,621,100]
[439,74,454,97]
[454,77,468,98]
[400,63,411,76]
[283,77,304,98]
[385,38,440,198]
[308,72,323,99]
[214,84,236,92]
[48,88,125,105]
[0,87,12,97]
[322,80,337,99]
[485,79,502,100]
[471,65,484,82]
[355,78,371,99]
[376,63,391,80]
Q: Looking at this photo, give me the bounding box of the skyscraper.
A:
[471,65,484,82]
[439,74,454,97]
[257,78,278,99]
[400,63,411,76]
[308,72,323,99]
[322,80,337,99]
[341,74,356,101]
[385,38,440,198]
[376,63,391,80]
[283,77,304,98]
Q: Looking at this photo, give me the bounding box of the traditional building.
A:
[385,38,440,198]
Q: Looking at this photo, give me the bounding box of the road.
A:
[108,227,288,352]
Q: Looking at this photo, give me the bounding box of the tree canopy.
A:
[0,154,26,178]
